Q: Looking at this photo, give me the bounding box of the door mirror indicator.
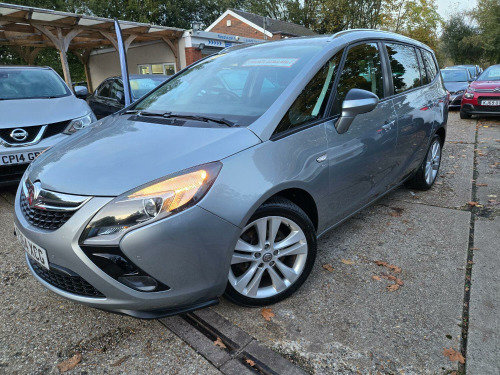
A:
[335,89,379,134]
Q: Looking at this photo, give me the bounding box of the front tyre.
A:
[224,197,317,307]
[460,109,471,119]
[405,134,442,191]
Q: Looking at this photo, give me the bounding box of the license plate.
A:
[0,151,41,166]
[14,224,49,270]
[481,100,500,106]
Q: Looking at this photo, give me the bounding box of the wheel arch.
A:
[435,126,446,146]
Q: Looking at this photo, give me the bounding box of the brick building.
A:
[205,9,317,41]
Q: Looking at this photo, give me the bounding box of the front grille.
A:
[0,120,70,145]
[0,125,42,144]
[20,192,75,230]
[474,105,500,112]
[29,258,104,297]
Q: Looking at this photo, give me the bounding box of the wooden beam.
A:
[162,37,180,72]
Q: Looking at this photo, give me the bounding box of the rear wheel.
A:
[460,109,471,119]
[405,134,442,191]
[224,198,316,306]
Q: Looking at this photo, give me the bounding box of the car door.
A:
[88,80,112,119]
[324,41,398,226]
[107,79,125,114]
[385,43,434,178]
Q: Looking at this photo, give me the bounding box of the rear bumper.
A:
[461,103,500,116]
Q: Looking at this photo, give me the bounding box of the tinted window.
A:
[0,68,70,100]
[441,70,469,82]
[274,52,342,135]
[422,50,438,81]
[97,81,111,97]
[333,43,384,114]
[417,50,429,85]
[386,43,421,94]
[109,80,124,102]
[477,66,500,81]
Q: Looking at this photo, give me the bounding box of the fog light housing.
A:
[118,275,158,292]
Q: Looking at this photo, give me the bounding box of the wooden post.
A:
[162,37,180,72]
[33,25,82,86]
[74,48,93,92]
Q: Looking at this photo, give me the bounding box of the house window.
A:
[138,63,176,76]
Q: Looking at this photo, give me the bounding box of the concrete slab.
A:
[391,142,474,209]
[0,198,221,375]
[467,217,500,375]
[213,200,470,374]
[446,110,477,144]
[475,119,500,208]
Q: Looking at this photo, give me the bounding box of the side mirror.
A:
[74,86,88,98]
[335,89,379,134]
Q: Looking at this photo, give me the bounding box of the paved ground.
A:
[0,111,498,374]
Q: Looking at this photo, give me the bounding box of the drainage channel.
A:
[159,308,307,375]
[458,119,480,373]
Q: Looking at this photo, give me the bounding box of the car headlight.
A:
[81,162,222,245]
[64,112,97,134]
[464,89,475,99]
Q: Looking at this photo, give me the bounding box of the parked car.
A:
[0,66,95,186]
[87,74,168,118]
[14,30,448,318]
[453,64,482,80]
[441,68,473,108]
[460,64,500,119]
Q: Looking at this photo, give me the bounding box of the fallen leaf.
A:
[322,264,334,272]
[476,183,488,187]
[261,308,275,321]
[471,247,480,251]
[374,260,402,273]
[468,201,479,207]
[341,259,355,265]
[245,359,256,367]
[381,273,404,286]
[213,337,227,349]
[57,353,82,373]
[111,355,131,367]
[446,171,456,175]
[443,348,465,364]
[386,284,400,291]
[372,275,382,281]
[389,207,404,217]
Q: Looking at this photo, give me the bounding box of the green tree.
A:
[474,0,500,64]
[441,14,483,65]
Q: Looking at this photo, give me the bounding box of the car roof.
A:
[107,74,170,81]
[0,65,52,70]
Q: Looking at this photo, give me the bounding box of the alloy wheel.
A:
[425,139,441,185]
[228,216,308,299]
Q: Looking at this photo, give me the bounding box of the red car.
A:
[461,64,500,119]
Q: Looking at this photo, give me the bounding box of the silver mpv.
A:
[14,30,448,318]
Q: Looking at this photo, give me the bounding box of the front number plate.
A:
[14,224,49,270]
[481,100,500,106]
[0,151,41,166]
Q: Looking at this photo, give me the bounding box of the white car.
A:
[0,66,95,186]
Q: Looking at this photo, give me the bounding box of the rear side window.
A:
[274,51,342,135]
[421,50,438,82]
[332,42,384,114]
[97,81,111,98]
[109,80,124,102]
[386,43,421,94]
[417,50,429,85]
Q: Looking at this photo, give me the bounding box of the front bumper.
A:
[448,94,463,108]
[14,185,241,318]
[461,103,500,116]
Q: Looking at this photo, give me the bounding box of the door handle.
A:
[381,120,395,131]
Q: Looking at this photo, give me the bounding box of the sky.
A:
[436,0,478,20]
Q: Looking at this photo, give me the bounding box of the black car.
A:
[449,64,482,80]
[87,75,168,118]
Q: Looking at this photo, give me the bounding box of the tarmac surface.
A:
[0,111,498,374]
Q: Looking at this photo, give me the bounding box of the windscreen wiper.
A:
[136,111,236,127]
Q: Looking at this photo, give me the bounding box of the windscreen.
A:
[477,66,500,81]
[441,70,469,82]
[133,43,325,126]
[130,77,166,99]
[0,68,70,100]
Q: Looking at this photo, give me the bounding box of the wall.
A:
[88,41,176,90]
[209,15,281,41]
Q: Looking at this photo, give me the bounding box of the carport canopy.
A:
[0,2,184,91]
